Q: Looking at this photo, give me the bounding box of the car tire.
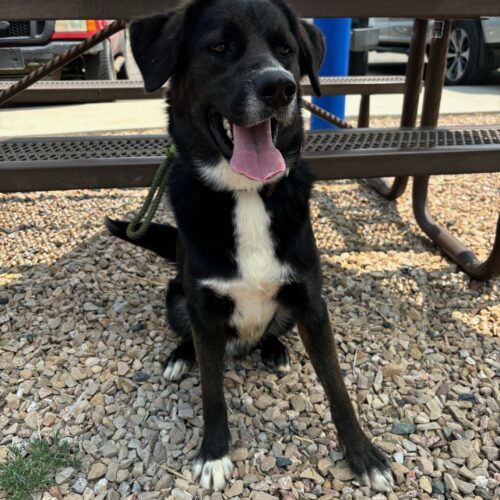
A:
[445,21,486,85]
[83,40,117,80]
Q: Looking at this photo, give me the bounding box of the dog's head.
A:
[130,0,325,190]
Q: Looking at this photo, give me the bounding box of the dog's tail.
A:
[104,217,178,262]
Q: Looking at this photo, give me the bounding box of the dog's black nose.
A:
[255,69,296,109]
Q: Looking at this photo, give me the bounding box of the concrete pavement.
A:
[2,84,499,138]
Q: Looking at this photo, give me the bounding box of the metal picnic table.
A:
[0,0,499,281]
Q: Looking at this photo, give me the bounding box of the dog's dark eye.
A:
[278,45,292,57]
[209,43,228,54]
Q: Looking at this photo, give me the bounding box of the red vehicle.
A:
[0,19,129,80]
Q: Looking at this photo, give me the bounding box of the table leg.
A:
[357,95,370,128]
[413,20,500,280]
[368,18,428,200]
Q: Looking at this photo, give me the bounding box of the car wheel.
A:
[83,40,117,80]
[445,21,485,85]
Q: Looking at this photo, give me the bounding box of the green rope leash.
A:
[126,145,178,240]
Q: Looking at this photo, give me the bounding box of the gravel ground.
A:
[0,117,499,500]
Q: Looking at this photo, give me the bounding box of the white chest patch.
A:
[201,191,291,344]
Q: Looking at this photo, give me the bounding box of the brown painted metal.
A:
[412,20,500,280]
[368,19,428,200]
[413,177,500,280]
[2,0,500,20]
[2,126,500,192]
[357,96,370,128]
[301,76,406,97]
[420,22,450,128]
[0,76,406,105]
[0,20,127,106]
[0,80,160,104]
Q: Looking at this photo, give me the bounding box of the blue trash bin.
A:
[311,18,352,129]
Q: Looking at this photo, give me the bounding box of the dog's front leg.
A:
[190,314,233,491]
[296,297,394,493]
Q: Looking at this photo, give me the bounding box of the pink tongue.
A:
[229,120,286,181]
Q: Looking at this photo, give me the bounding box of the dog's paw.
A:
[163,358,191,381]
[346,440,394,493]
[163,342,195,381]
[261,338,290,374]
[193,455,233,491]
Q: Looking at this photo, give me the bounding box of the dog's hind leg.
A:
[166,277,191,338]
[259,311,293,374]
[163,338,196,381]
[260,335,290,374]
[163,278,196,381]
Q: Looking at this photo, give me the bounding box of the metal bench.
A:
[0,76,407,128]
[0,76,406,104]
[1,0,499,281]
[2,127,499,190]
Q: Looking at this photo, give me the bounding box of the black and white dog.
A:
[107,0,393,492]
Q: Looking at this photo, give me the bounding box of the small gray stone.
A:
[105,462,119,483]
[116,469,129,483]
[170,489,191,500]
[72,477,88,494]
[155,474,173,490]
[450,440,473,459]
[481,446,498,461]
[276,456,292,468]
[432,479,445,495]
[152,441,166,463]
[106,491,120,500]
[391,422,416,435]
[55,467,75,485]
[225,480,244,498]
[113,415,127,429]
[455,479,475,495]
[133,371,151,383]
[128,438,141,449]
[178,401,194,419]
[330,460,355,481]
[290,395,306,412]
[475,487,493,500]
[94,478,109,495]
[101,441,118,458]
[416,457,434,474]
[132,480,142,493]
[260,456,276,472]
[474,476,488,489]
[444,473,458,493]
[402,439,417,452]
[88,463,107,480]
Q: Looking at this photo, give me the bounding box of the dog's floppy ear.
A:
[129,11,186,93]
[297,20,325,97]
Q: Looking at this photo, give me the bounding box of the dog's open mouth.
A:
[208,111,286,182]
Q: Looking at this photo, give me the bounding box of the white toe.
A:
[276,361,291,373]
[193,455,233,491]
[369,467,394,492]
[192,459,203,480]
[163,359,190,381]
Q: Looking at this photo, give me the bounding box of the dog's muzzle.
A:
[255,69,297,110]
